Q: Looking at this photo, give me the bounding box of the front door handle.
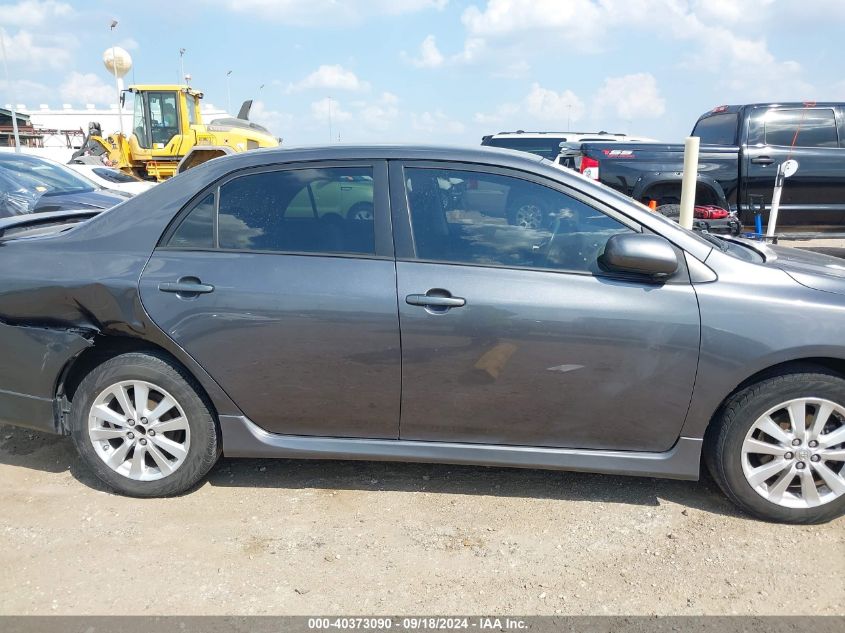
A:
[751,156,774,165]
[158,277,215,296]
[406,292,466,309]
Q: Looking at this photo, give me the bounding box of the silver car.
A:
[0,145,843,523]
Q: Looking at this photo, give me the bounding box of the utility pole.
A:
[226,70,233,114]
[179,48,186,84]
[0,28,21,152]
[566,104,572,132]
[109,20,124,137]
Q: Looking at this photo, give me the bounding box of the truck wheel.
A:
[705,369,845,524]
[70,352,221,497]
[655,204,681,220]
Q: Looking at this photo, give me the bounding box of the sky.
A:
[1,0,844,146]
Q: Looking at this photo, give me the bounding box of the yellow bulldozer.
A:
[71,84,279,181]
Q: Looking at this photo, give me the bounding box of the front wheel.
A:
[70,352,220,497]
[705,370,845,523]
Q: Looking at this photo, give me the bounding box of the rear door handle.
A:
[158,277,215,296]
[406,293,466,308]
[751,156,774,165]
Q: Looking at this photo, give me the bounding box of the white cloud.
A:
[408,35,445,68]
[0,78,52,105]
[524,83,584,122]
[411,110,465,135]
[221,0,447,25]
[462,0,601,39]
[311,97,352,124]
[249,100,292,137]
[0,0,72,27]
[288,65,369,93]
[357,92,400,131]
[457,0,811,98]
[594,73,665,121]
[59,72,115,106]
[0,29,72,69]
[474,83,584,127]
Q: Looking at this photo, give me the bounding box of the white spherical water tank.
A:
[103,47,133,78]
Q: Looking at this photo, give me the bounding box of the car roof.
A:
[199,143,548,172]
[487,131,630,138]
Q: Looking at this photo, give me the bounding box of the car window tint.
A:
[764,109,838,148]
[692,113,738,145]
[405,167,632,274]
[217,167,375,254]
[168,193,215,248]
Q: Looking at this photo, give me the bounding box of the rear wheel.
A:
[706,370,845,523]
[70,352,220,497]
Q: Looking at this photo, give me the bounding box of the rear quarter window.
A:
[692,113,738,145]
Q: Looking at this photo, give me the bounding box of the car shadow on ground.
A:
[0,423,745,520]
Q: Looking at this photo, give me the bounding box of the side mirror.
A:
[600,233,679,278]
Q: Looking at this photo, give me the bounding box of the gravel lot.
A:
[0,423,843,616]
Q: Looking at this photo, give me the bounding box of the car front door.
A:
[139,161,401,438]
[390,162,701,452]
[743,105,845,225]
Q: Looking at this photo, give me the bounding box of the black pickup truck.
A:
[567,103,845,227]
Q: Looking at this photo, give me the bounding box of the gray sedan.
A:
[0,145,843,523]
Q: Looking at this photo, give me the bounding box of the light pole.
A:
[226,70,233,114]
[0,28,20,152]
[179,48,186,84]
[109,19,124,137]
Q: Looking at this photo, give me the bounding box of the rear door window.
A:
[763,109,839,148]
[217,167,375,254]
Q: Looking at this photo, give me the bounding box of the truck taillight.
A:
[580,156,599,180]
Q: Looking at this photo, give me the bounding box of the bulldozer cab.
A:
[125,85,202,155]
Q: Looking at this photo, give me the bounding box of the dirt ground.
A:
[0,423,842,616]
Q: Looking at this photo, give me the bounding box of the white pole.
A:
[0,29,21,152]
[109,22,124,137]
[767,164,785,238]
[678,136,700,230]
[226,70,232,115]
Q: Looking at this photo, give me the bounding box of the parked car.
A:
[67,164,156,195]
[0,153,130,218]
[563,103,845,227]
[1,145,844,523]
[482,131,656,162]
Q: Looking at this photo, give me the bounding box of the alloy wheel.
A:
[741,397,845,508]
[87,380,191,482]
[514,204,543,229]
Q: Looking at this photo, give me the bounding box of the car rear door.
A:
[139,160,401,439]
[743,105,845,225]
[390,161,701,452]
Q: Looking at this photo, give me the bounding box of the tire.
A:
[705,369,845,524]
[347,202,374,221]
[70,352,221,497]
[656,204,680,220]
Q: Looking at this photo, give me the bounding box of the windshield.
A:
[484,137,564,160]
[691,113,739,145]
[0,155,100,216]
[0,155,97,196]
